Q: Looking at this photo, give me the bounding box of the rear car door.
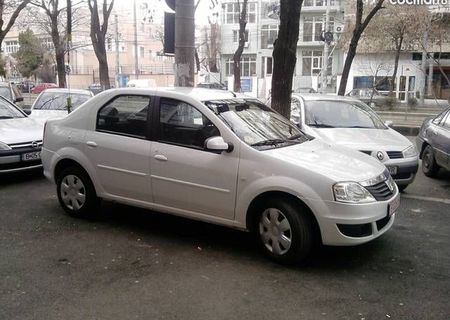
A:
[85,94,153,202]
[150,97,239,220]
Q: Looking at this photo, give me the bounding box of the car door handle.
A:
[86,141,97,148]
[154,154,168,161]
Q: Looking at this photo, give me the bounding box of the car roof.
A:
[292,93,361,103]
[99,87,248,101]
[39,88,93,95]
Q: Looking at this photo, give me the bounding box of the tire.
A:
[56,166,100,218]
[254,198,315,265]
[422,145,439,177]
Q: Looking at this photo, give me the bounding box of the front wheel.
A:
[255,198,315,264]
[56,166,100,217]
[422,145,439,177]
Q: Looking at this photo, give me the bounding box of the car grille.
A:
[386,151,403,159]
[8,141,43,150]
[365,181,394,201]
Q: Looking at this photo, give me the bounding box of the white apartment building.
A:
[220,0,345,98]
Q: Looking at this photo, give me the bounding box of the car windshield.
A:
[34,92,91,111]
[304,100,387,129]
[0,97,25,119]
[0,87,12,101]
[205,99,310,149]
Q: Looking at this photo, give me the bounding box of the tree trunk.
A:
[390,36,403,94]
[95,46,110,89]
[233,0,248,92]
[338,37,358,96]
[271,0,303,118]
[55,47,66,88]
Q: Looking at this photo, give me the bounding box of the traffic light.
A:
[164,0,175,54]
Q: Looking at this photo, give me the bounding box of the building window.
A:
[266,57,273,75]
[225,56,256,77]
[302,16,334,42]
[353,76,374,89]
[4,40,19,54]
[139,46,145,58]
[224,2,256,24]
[304,0,335,6]
[261,24,278,49]
[232,30,249,43]
[302,50,323,76]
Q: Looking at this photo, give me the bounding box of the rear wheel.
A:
[422,145,439,177]
[56,166,100,217]
[255,198,315,264]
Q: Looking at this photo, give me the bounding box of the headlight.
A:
[333,182,376,203]
[0,141,11,150]
[402,145,417,158]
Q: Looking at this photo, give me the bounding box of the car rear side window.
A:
[158,98,220,149]
[97,95,150,138]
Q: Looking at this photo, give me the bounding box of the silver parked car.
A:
[289,93,419,192]
[416,107,450,177]
[0,96,44,173]
[347,88,389,108]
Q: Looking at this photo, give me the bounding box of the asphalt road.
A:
[0,161,449,320]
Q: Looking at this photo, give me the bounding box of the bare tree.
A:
[337,0,385,96]
[88,0,114,90]
[0,0,31,51]
[232,0,247,92]
[271,0,302,118]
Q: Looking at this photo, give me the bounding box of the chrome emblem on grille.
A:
[31,141,39,148]
[376,151,384,161]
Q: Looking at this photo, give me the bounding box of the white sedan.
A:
[29,88,93,121]
[0,96,44,173]
[290,93,419,192]
[41,88,399,264]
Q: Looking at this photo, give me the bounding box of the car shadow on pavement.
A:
[89,200,391,270]
[0,169,45,188]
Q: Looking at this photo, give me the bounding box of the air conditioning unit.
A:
[334,24,344,33]
[244,42,250,48]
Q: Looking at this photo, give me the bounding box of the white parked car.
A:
[29,88,93,120]
[41,88,400,264]
[0,96,44,173]
[290,93,419,192]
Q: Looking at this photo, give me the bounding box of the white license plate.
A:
[388,195,400,217]
[22,151,41,161]
[387,166,398,175]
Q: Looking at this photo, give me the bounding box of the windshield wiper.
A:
[0,116,14,119]
[346,125,373,128]
[308,123,335,128]
[38,96,59,110]
[251,139,296,147]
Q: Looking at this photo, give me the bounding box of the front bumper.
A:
[309,191,399,246]
[384,156,418,186]
[0,147,42,173]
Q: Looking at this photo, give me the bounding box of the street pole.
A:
[175,0,195,87]
[115,14,120,87]
[134,0,139,79]
[420,30,427,105]
[320,0,330,93]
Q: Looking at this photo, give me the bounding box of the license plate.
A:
[388,195,400,217]
[22,151,41,161]
[387,166,398,175]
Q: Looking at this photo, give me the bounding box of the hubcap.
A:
[60,175,86,210]
[259,208,292,255]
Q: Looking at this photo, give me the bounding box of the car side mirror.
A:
[385,120,393,128]
[205,136,233,153]
[15,97,24,102]
[23,109,31,115]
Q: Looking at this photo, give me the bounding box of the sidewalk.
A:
[375,99,449,136]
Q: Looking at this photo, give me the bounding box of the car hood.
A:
[29,110,69,120]
[0,118,44,144]
[263,139,385,183]
[305,127,411,151]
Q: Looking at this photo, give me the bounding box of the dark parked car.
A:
[347,88,389,108]
[19,80,35,93]
[416,108,450,177]
[0,82,24,108]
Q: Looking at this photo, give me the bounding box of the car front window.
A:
[304,100,387,129]
[34,93,91,111]
[0,98,25,119]
[205,99,310,149]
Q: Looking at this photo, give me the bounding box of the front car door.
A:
[150,96,239,220]
[85,94,153,202]
[434,111,450,169]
